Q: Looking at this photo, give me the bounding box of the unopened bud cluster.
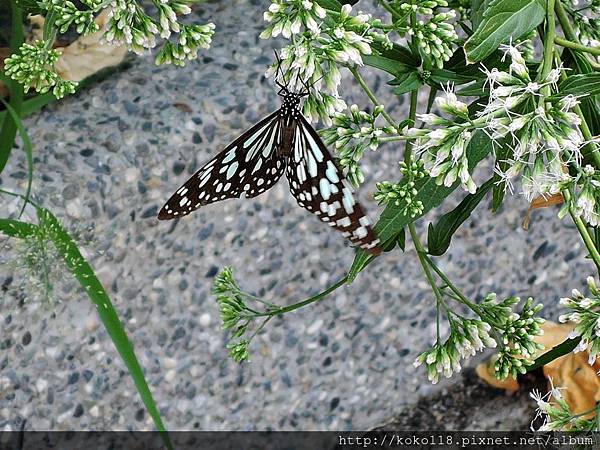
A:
[559,276,600,366]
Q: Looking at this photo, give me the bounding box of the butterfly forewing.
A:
[158,111,286,220]
[286,116,382,256]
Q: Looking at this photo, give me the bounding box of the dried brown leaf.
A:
[522,194,564,230]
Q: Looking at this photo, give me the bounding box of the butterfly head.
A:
[277,82,306,108]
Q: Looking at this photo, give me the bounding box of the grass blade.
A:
[1,98,33,217]
[0,217,38,238]
[527,337,580,372]
[33,207,172,448]
[0,3,24,175]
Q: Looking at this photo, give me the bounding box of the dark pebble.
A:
[21,332,31,346]
[192,132,202,144]
[172,327,186,340]
[82,370,94,382]
[318,334,328,347]
[205,265,219,277]
[141,206,158,219]
[533,240,555,261]
[323,356,332,367]
[197,223,213,240]
[330,397,340,411]
[68,372,80,385]
[135,408,145,421]
[73,404,84,418]
[80,148,94,157]
[173,161,186,175]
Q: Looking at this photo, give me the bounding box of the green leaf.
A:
[464,0,545,63]
[559,73,600,97]
[427,178,494,256]
[396,227,406,251]
[0,217,37,238]
[456,80,487,96]
[12,0,43,14]
[0,4,24,176]
[316,0,342,10]
[363,45,420,78]
[390,71,422,95]
[471,0,492,29]
[348,131,494,281]
[0,92,57,125]
[527,337,580,372]
[1,99,33,217]
[34,207,172,449]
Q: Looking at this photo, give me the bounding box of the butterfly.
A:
[157,78,382,256]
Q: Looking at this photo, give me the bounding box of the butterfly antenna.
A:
[273,50,286,88]
[299,76,310,96]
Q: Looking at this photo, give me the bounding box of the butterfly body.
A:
[158,86,382,256]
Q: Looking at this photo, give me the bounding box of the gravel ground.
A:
[0,0,595,432]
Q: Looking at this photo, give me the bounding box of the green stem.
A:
[554,37,600,57]
[379,135,411,143]
[555,0,600,70]
[537,0,556,87]
[263,276,349,317]
[0,2,24,175]
[404,88,418,163]
[349,67,399,131]
[408,224,445,341]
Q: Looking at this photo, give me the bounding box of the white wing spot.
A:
[223,149,236,163]
[226,161,239,180]
[355,226,368,239]
[319,178,331,201]
[326,161,339,183]
[179,197,188,207]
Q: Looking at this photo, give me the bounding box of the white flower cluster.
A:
[104,0,215,65]
[559,276,600,367]
[529,380,577,431]
[414,317,496,384]
[262,2,382,124]
[407,44,587,204]
[407,85,476,193]
[262,0,327,38]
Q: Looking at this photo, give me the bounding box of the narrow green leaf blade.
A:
[1,99,33,217]
[348,131,494,281]
[527,338,580,372]
[35,208,172,448]
[0,217,38,238]
[427,178,494,256]
[559,73,600,98]
[464,0,545,63]
[391,71,422,95]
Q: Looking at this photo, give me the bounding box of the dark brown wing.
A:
[158,111,287,220]
[285,115,382,255]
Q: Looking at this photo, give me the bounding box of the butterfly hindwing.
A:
[286,116,382,256]
[158,111,287,220]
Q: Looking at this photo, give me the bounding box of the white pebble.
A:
[165,369,177,383]
[199,313,211,327]
[36,379,48,392]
